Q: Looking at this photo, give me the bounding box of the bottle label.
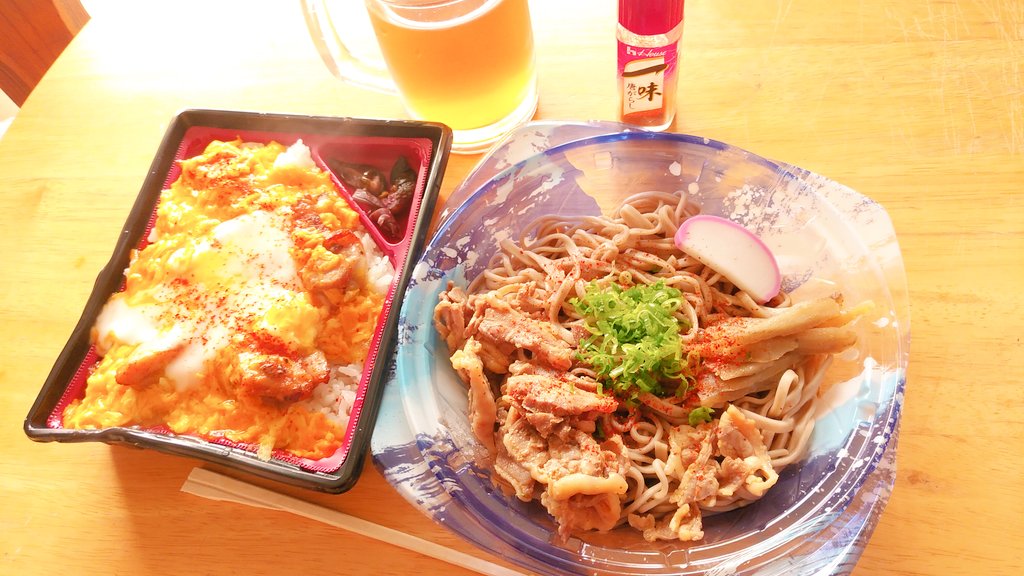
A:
[618,43,677,116]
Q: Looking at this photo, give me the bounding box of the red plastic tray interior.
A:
[45,125,435,474]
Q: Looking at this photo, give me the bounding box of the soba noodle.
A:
[433,190,862,542]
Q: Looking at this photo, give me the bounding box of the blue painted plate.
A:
[372,122,908,576]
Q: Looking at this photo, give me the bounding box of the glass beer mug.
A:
[302,0,539,153]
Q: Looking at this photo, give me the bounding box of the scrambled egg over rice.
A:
[63,139,392,460]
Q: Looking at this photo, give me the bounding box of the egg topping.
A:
[62,139,391,460]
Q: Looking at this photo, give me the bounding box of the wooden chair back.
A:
[0,0,90,106]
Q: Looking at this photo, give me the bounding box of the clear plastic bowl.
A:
[372,124,909,575]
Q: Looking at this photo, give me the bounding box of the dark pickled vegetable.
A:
[330,161,386,196]
[327,156,418,240]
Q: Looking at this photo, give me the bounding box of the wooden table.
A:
[2,1,1021,574]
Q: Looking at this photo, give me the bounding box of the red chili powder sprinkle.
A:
[249,330,297,359]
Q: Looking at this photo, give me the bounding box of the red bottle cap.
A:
[618,0,685,36]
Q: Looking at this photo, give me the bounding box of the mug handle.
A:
[301,0,397,94]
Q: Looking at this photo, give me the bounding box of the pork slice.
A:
[494,405,549,500]
[716,405,778,498]
[628,503,705,542]
[433,283,472,353]
[449,338,497,455]
[665,423,719,508]
[493,452,536,501]
[543,428,598,479]
[508,360,601,393]
[473,295,574,370]
[524,411,563,437]
[475,338,516,375]
[504,369,617,419]
[539,430,630,539]
[542,491,623,538]
[507,280,552,316]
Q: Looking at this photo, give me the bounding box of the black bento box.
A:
[23,109,452,493]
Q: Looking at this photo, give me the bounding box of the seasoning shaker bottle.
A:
[617,0,685,131]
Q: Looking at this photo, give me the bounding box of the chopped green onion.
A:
[688,406,715,426]
[571,280,693,401]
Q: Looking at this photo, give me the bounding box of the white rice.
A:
[274,139,316,170]
[278,139,395,295]
[302,234,393,428]
[304,363,363,427]
[278,140,395,430]
[359,230,395,294]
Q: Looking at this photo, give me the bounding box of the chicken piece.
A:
[179,146,254,205]
[235,349,329,403]
[115,342,185,387]
[299,232,365,296]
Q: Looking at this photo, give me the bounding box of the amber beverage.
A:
[365,0,537,145]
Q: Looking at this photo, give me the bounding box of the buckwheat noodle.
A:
[457,189,855,539]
